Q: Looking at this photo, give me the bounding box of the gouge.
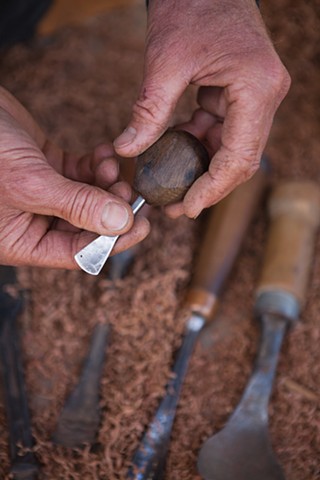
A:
[75,129,210,275]
[52,323,110,448]
[197,181,320,480]
[0,266,39,480]
[127,159,269,480]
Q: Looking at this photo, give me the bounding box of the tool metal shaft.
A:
[231,313,286,425]
[127,314,204,480]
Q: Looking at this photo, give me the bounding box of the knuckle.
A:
[264,61,291,99]
[240,159,259,181]
[0,215,30,266]
[208,151,259,192]
[109,181,132,202]
[234,54,291,108]
[133,87,172,129]
[62,185,98,229]
[232,151,260,181]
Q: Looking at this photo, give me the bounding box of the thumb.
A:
[114,66,186,157]
[18,168,134,236]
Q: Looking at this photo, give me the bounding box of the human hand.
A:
[0,87,150,269]
[114,0,290,218]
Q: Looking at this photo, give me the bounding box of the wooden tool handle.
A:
[256,181,320,307]
[134,129,210,206]
[185,163,268,321]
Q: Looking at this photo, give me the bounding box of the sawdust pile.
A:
[0,1,319,479]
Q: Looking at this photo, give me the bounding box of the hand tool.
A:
[197,180,320,480]
[0,266,39,480]
[52,322,110,448]
[75,129,210,275]
[127,159,269,480]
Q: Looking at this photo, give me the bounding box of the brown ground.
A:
[0,1,319,479]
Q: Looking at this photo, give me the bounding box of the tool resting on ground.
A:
[52,323,110,448]
[53,215,143,448]
[127,161,268,480]
[75,129,209,275]
[0,266,39,480]
[197,181,320,480]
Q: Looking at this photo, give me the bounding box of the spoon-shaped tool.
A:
[197,181,320,480]
[127,162,269,480]
[75,129,210,275]
[52,323,110,448]
[0,266,40,480]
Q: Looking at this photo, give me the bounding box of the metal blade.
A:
[75,195,146,275]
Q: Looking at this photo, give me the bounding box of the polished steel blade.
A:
[75,196,145,275]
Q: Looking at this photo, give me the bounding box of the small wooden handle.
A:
[185,163,268,321]
[257,181,320,307]
[133,129,210,206]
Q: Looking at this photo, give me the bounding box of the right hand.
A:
[114,0,290,219]
[0,87,150,269]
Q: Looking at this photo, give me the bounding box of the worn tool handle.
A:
[134,129,210,206]
[256,181,320,316]
[185,162,268,321]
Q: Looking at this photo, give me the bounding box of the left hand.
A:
[0,87,150,269]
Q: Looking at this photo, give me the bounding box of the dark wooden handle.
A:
[256,181,320,306]
[185,164,268,321]
[133,129,210,206]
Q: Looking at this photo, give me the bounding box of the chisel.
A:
[52,323,110,448]
[197,180,320,480]
[127,159,269,480]
[0,266,39,480]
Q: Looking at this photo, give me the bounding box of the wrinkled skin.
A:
[0,87,150,269]
[114,0,291,218]
[0,0,290,269]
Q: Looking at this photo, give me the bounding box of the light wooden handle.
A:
[257,181,320,308]
[185,163,268,321]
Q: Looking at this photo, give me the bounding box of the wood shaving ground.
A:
[0,2,319,479]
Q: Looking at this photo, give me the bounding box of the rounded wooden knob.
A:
[133,129,210,206]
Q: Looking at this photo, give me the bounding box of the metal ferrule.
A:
[186,313,205,332]
[254,290,300,324]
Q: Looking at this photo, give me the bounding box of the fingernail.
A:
[114,127,137,148]
[102,202,129,231]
